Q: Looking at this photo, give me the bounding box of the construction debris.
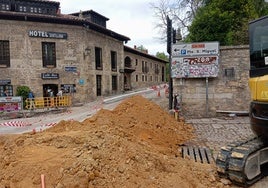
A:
[0,95,229,188]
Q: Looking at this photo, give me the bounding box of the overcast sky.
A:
[57,0,166,55]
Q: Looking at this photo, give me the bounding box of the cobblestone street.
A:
[185,116,254,158]
[185,116,268,188]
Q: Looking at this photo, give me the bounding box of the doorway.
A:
[43,84,58,97]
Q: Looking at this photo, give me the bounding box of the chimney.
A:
[134,45,136,49]
[57,8,61,14]
[79,10,83,18]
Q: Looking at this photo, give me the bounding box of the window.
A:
[111,51,117,71]
[112,76,117,90]
[19,6,27,12]
[0,85,13,97]
[145,62,149,73]
[42,42,56,67]
[1,4,10,11]
[224,68,235,78]
[135,59,138,66]
[155,76,158,82]
[142,61,148,73]
[95,47,102,70]
[136,75,138,82]
[161,66,165,81]
[155,64,159,74]
[0,40,10,67]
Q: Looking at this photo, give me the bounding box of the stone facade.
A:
[173,45,251,117]
[124,46,167,90]
[0,6,167,104]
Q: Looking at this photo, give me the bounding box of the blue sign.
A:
[181,49,187,55]
[79,79,84,85]
[65,66,77,72]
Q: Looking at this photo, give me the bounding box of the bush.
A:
[16,86,30,108]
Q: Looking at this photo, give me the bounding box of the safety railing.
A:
[25,96,72,110]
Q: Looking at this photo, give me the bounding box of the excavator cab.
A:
[249,15,268,139]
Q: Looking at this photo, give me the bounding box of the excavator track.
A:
[216,136,268,187]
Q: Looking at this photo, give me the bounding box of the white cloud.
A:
[57,0,166,55]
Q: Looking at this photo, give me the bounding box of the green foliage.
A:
[136,45,148,52]
[156,52,169,82]
[156,52,168,61]
[186,0,268,45]
[16,86,30,108]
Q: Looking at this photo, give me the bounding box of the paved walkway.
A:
[185,116,254,158]
[185,116,268,188]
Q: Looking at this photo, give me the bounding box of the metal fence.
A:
[25,96,72,109]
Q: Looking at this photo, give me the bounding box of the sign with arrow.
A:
[171,42,219,78]
[172,42,219,57]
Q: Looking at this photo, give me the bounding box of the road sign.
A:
[171,42,219,78]
[172,42,219,57]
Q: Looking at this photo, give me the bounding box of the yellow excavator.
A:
[216,16,268,186]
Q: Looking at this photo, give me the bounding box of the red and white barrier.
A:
[0,121,31,127]
[43,122,57,127]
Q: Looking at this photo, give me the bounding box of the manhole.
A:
[181,146,213,164]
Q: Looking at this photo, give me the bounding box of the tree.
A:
[186,0,268,45]
[150,0,205,40]
[136,45,148,53]
[156,52,168,61]
[155,52,169,82]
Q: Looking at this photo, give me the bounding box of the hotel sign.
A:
[29,30,68,39]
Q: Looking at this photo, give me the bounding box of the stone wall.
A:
[173,45,251,117]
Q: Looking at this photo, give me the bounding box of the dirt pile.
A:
[0,95,227,188]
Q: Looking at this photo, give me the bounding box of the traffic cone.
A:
[157,90,161,97]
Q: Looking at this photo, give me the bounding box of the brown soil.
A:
[0,95,229,188]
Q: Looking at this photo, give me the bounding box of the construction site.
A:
[0,91,235,188]
[1,87,267,188]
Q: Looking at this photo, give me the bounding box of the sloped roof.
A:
[0,10,130,42]
[70,10,109,21]
[124,46,168,64]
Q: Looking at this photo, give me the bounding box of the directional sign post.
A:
[171,41,220,117]
[171,42,219,78]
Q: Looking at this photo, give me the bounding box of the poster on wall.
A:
[0,97,22,112]
[60,84,76,93]
[171,42,219,78]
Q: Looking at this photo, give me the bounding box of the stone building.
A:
[0,0,167,103]
[124,46,167,90]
